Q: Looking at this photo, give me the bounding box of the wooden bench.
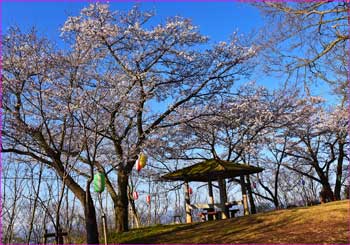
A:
[197,210,219,221]
[42,229,67,244]
[229,209,240,218]
[206,211,220,220]
[173,215,182,223]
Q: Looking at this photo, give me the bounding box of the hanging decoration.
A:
[146,194,151,204]
[139,153,147,168]
[133,191,139,200]
[135,161,142,172]
[135,153,148,172]
[253,182,257,188]
[301,179,305,186]
[188,187,193,195]
[93,172,106,193]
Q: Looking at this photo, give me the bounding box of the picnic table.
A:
[190,200,242,210]
[193,201,242,221]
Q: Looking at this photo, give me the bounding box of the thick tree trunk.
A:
[323,181,335,201]
[320,182,335,203]
[184,181,192,223]
[274,162,281,209]
[334,141,344,200]
[54,164,99,244]
[116,169,129,232]
[208,179,214,205]
[218,178,229,218]
[84,189,99,244]
[240,175,250,215]
[273,197,279,209]
[313,162,335,202]
[245,176,257,214]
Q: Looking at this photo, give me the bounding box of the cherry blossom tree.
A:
[156,83,305,162]
[154,80,349,209]
[60,3,257,232]
[3,5,347,242]
[3,3,257,236]
[249,96,348,206]
[2,27,102,243]
[149,83,307,212]
[282,103,348,201]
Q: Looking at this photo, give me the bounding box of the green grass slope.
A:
[109,200,349,244]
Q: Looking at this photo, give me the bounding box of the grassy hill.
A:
[109,200,349,244]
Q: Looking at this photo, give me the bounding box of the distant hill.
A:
[109,200,349,244]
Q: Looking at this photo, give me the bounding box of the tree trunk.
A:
[54,163,99,244]
[313,162,335,202]
[55,179,67,245]
[127,185,141,228]
[274,162,281,209]
[245,176,257,214]
[84,189,100,244]
[103,169,120,231]
[218,178,229,218]
[240,175,250,215]
[116,169,129,232]
[273,196,279,209]
[184,181,192,223]
[129,198,141,228]
[320,182,335,203]
[334,141,344,200]
[323,181,335,201]
[27,163,44,244]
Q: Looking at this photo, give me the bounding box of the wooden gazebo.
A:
[162,159,264,223]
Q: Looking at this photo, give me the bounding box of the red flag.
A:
[146,195,151,204]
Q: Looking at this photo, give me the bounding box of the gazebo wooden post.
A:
[184,181,192,223]
[207,178,215,221]
[218,177,228,219]
[240,175,250,215]
[208,179,214,206]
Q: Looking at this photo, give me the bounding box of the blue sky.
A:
[3,1,284,92]
[2,1,263,43]
[1,1,335,99]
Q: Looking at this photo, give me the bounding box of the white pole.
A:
[99,193,108,245]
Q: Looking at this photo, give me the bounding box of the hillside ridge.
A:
[109,200,349,244]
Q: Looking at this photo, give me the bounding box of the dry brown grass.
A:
[110,200,349,244]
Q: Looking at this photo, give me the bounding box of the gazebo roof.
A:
[161,159,264,182]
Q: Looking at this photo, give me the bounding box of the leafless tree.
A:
[2,157,26,243]
[254,1,349,101]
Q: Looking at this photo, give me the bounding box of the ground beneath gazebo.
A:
[109,200,348,244]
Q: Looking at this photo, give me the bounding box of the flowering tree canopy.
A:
[2,3,258,236]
